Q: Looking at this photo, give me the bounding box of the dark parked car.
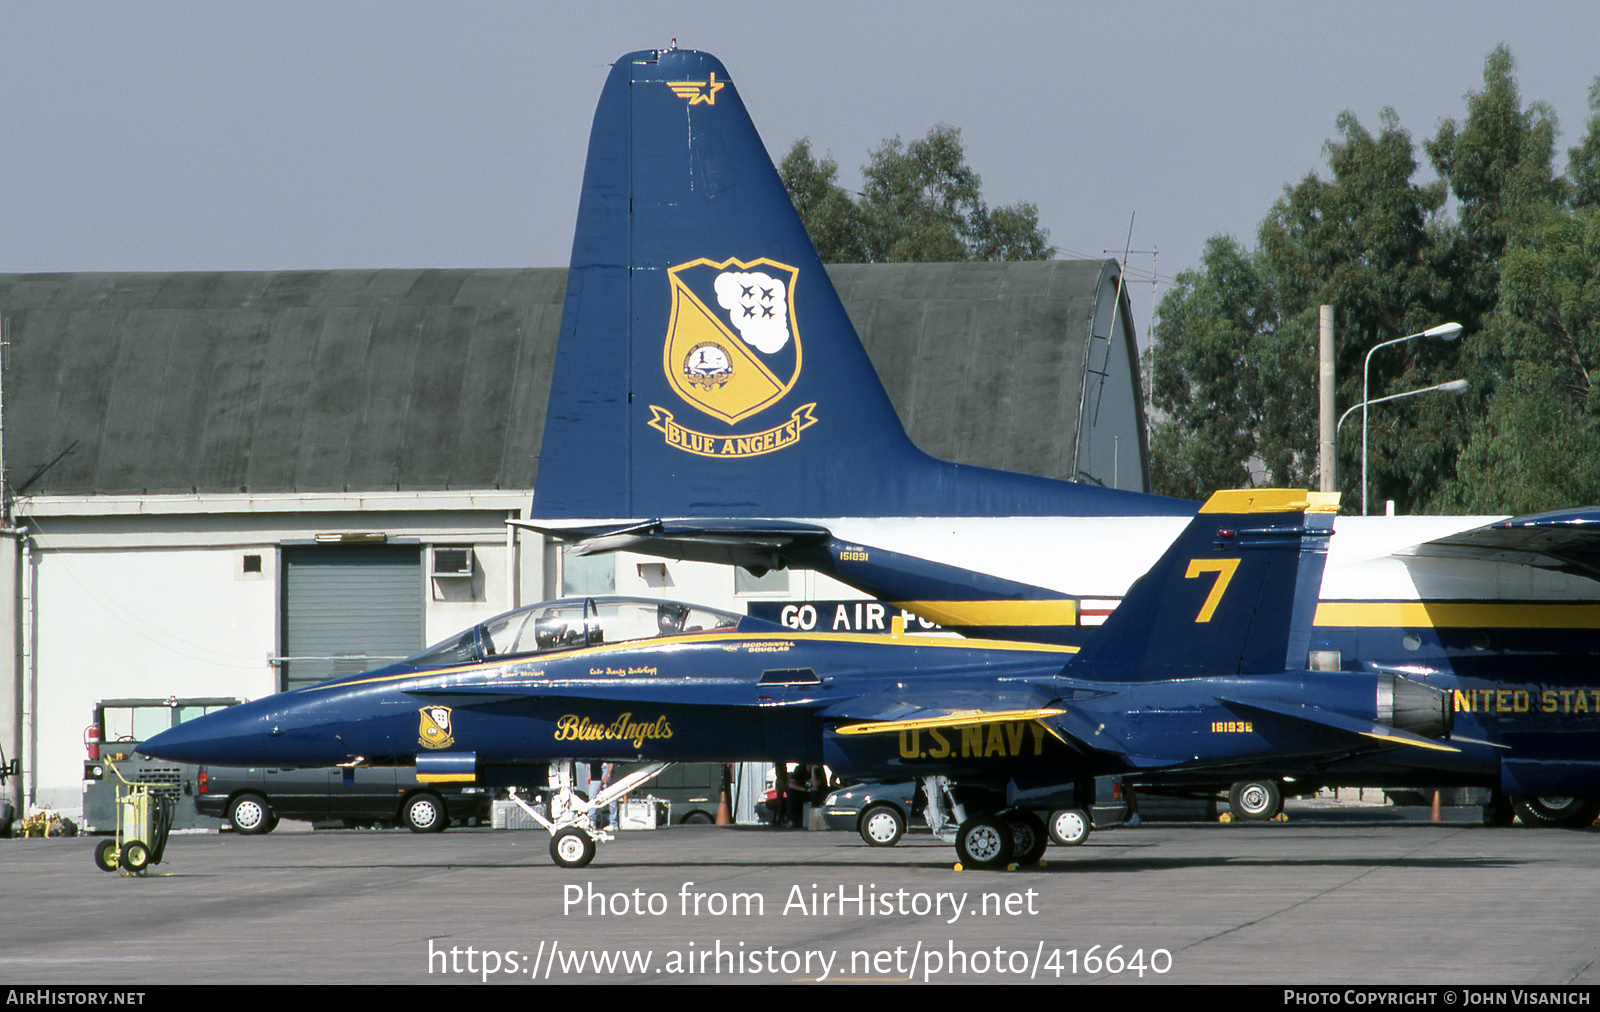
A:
[822,781,924,844]
[823,779,1129,847]
[196,765,492,833]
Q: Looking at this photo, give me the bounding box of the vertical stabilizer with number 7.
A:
[1068,490,1341,682]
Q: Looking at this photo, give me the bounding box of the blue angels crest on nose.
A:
[419,705,454,749]
[648,256,818,458]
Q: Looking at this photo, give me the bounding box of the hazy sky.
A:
[4,2,1598,341]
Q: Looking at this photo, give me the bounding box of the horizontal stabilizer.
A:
[512,518,830,572]
[1406,506,1600,580]
[1445,734,1511,750]
[517,516,1087,643]
[1219,696,1459,754]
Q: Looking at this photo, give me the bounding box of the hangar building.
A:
[0,259,1148,818]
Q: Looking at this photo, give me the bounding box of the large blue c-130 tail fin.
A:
[533,48,1185,522]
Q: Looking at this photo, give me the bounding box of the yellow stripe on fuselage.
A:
[302,631,1077,694]
[1315,602,1600,629]
[890,599,1078,627]
[416,773,479,783]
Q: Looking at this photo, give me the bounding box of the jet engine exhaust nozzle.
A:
[1378,674,1453,740]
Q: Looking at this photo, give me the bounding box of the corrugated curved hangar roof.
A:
[0,261,1145,497]
[830,260,1142,486]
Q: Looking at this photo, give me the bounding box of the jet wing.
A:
[831,706,1067,736]
[820,688,1061,730]
[512,518,831,573]
[1401,506,1600,580]
[821,690,1133,759]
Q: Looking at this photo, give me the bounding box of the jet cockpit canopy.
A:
[403,596,746,670]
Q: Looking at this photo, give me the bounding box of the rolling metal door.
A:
[281,545,423,691]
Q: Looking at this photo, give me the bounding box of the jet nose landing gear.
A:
[550,826,598,869]
[507,759,676,868]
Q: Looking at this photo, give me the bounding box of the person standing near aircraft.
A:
[787,765,809,828]
[600,761,619,830]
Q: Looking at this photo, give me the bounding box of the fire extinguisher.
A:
[84,722,101,761]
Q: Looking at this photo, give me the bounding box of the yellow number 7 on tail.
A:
[1184,559,1241,622]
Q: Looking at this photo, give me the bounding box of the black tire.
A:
[858,803,906,847]
[550,827,596,868]
[227,793,275,835]
[1482,795,1515,826]
[1514,796,1600,828]
[93,838,119,872]
[1048,808,1091,846]
[1007,811,1049,866]
[1228,780,1283,821]
[402,792,448,833]
[119,840,151,874]
[680,810,715,825]
[955,815,1014,870]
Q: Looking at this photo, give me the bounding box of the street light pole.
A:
[1340,379,1469,513]
[1362,323,1463,514]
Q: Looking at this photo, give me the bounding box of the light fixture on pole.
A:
[1362,323,1463,515]
[1339,378,1469,515]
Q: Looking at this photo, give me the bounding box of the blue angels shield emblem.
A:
[662,257,803,424]
[418,706,455,750]
[650,257,817,458]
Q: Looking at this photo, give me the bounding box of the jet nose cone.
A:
[138,702,272,765]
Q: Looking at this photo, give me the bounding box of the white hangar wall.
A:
[17,492,546,815]
[29,543,278,814]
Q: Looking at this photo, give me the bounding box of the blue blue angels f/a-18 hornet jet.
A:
[142,488,1460,868]
[523,47,1600,828]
